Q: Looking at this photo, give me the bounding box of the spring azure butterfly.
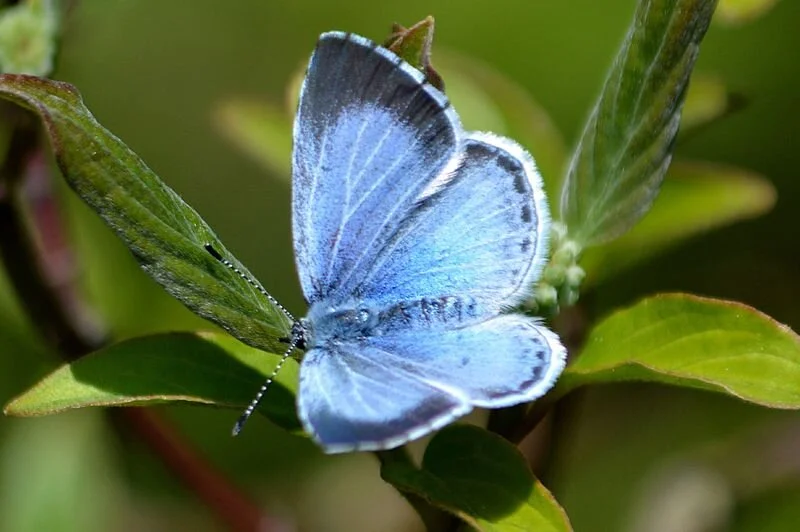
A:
[232,32,566,454]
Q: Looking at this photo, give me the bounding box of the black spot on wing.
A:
[512,170,528,195]
[497,152,523,174]
[520,346,550,388]
[521,203,533,223]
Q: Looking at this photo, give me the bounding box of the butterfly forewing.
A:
[292,32,461,305]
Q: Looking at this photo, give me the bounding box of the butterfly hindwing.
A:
[298,343,470,453]
[356,133,551,313]
[297,314,565,452]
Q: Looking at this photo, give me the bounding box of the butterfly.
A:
[232,31,566,454]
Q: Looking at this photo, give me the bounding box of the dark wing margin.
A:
[292,32,462,305]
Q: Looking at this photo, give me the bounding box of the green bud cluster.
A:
[527,222,585,316]
[0,0,59,77]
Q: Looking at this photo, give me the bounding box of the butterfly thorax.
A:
[301,301,380,348]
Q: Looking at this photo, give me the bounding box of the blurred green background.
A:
[1,0,799,530]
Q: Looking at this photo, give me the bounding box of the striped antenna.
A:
[204,243,299,434]
[232,335,299,435]
[204,243,294,321]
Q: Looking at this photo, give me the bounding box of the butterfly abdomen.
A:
[376,295,483,333]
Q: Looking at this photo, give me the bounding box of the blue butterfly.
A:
[234,32,566,453]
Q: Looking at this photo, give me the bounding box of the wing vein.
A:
[334,140,430,291]
[344,125,399,218]
[323,119,370,287]
[356,167,450,289]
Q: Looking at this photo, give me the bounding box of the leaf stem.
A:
[0,105,283,532]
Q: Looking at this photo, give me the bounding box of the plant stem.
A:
[121,409,280,532]
[536,388,583,488]
[0,107,282,532]
[0,111,89,359]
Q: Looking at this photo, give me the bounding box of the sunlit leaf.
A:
[4,331,300,431]
[381,425,572,531]
[0,75,292,353]
[557,294,800,409]
[581,160,775,283]
[560,0,718,246]
[715,0,781,25]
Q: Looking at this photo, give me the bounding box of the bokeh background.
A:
[1,0,799,530]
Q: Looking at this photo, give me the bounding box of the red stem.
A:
[122,409,280,532]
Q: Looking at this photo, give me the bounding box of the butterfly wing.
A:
[292,32,461,305]
[355,132,551,314]
[298,344,470,453]
[298,314,565,452]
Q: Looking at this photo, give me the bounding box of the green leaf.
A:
[560,0,718,247]
[581,160,776,283]
[4,331,301,431]
[0,74,292,353]
[384,16,444,91]
[381,425,572,531]
[715,0,781,25]
[213,98,292,177]
[557,293,800,409]
[0,0,59,76]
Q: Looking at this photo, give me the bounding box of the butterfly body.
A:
[302,302,379,346]
[284,32,567,453]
